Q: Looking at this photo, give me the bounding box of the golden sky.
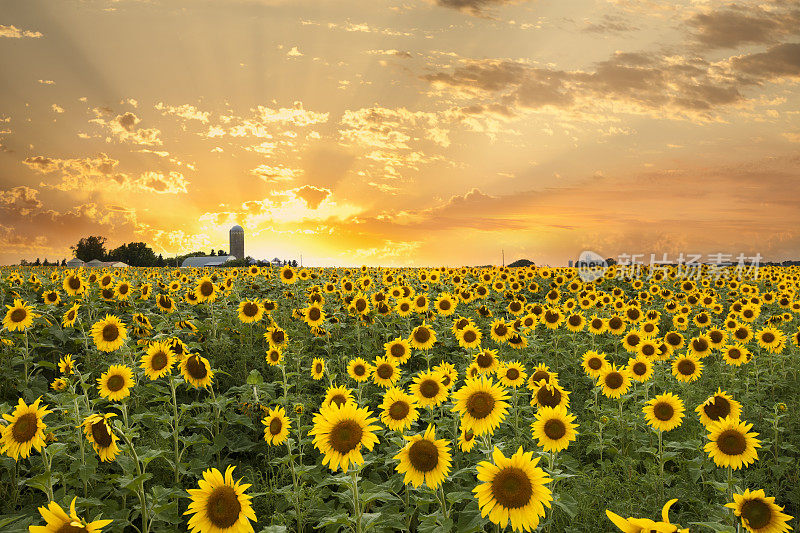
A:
[1,0,799,266]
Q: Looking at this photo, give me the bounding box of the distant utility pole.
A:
[502,249,505,267]
[300,254,303,268]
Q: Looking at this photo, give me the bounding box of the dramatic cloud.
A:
[137,171,189,194]
[0,186,43,215]
[294,185,331,209]
[250,164,298,182]
[155,102,210,123]
[0,24,42,38]
[688,4,800,50]
[90,109,162,146]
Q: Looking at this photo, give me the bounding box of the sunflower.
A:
[531,405,578,452]
[395,299,413,317]
[643,392,685,432]
[395,424,452,489]
[489,319,512,343]
[696,388,742,427]
[671,353,703,383]
[688,334,714,358]
[581,350,608,379]
[347,357,372,383]
[527,364,557,389]
[82,413,120,462]
[309,401,380,472]
[237,300,264,324]
[474,446,552,533]
[379,387,419,431]
[311,358,325,380]
[279,266,297,284]
[458,428,477,452]
[410,370,449,408]
[434,293,457,316]
[303,304,325,327]
[59,354,75,375]
[324,385,355,408]
[529,381,570,409]
[622,330,642,353]
[498,361,527,388]
[598,365,632,399]
[29,497,112,533]
[140,340,176,380]
[262,406,291,446]
[452,376,510,436]
[606,499,685,533]
[587,316,606,334]
[61,304,80,328]
[264,326,287,349]
[371,357,400,388]
[42,290,60,306]
[565,313,585,332]
[265,348,283,366]
[637,339,659,360]
[457,324,483,349]
[663,331,685,351]
[51,378,67,392]
[186,465,257,533]
[756,326,785,353]
[626,355,654,382]
[435,361,458,389]
[704,416,761,470]
[1,396,50,460]
[384,337,411,364]
[115,281,131,300]
[409,323,436,350]
[726,488,793,533]
[181,354,214,389]
[194,276,218,303]
[723,344,751,366]
[90,315,127,353]
[63,272,86,296]
[97,365,134,401]
[474,348,500,374]
[3,299,35,331]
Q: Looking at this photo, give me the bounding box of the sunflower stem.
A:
[350,467,363,533]
[658,429,664,499]
[119,425,150,533]
[71,392,88,498]
[40,445,54,502]
[168,373,181,485]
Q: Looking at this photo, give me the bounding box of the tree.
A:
[71,236,107,262]
[34,258,41,266]
[218,250,225,256]
[210,249,216,256]
[43,258,49,266]
[61,259,66,266]
[107,242,158,266]
[156,254,165,267]
[291,259,298,267]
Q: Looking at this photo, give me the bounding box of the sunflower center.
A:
[408,439,439,472]
[376,364,393,379]
[568,316,581,326]
[463,330,477,343]
[609,317,622,329]
[642,345,655,357]
[632,362,647,376]
[151,351,168,371]
[531,371,548,384]
[388,401,410,420]
[544,419,566,440]
[242,302,259,317]
[12,413,37,443]
[653,402,674,421]
[102,324,119,342]
[544,311,558,324]
[206,486,242,530]
[439,300,451,311]
[491,467,533,509]
[537,387,561,408]
[762,332,775,343]
[269,418,282,435]
[591,319,603,329]
[605,372,623,389]
[356,300,367,312]
[315,363,323,374]
[10,308,26,322]
[666,333,680,346]
[330,394,347,407]
[506,368,520,381]
[464,430,474,442]
[91,420,113,448]
[703,396,731,421]
[199,281,214,296]
[717,429,747,456]
[677,359,696,376]
[709,330,723,343]
[413,328,431,344]
[107,375,125,392]
[329,420,363,454]
[384,344,403,361]
[588,357,602,370]
[282,270,293,279]
[735,328,748,340]
[68,277,81,290]
[627,334,640,346]
[727,348,741,359]
[419,379,440,399]
[272,331,285,344]
[353,364,366,376]
[693,339,708,352]
[741,499,772,529]
[309,307,321,321]
[476,352,494,368]
[466,391,495,419]
[494,324,508,336]
[186,356,208,380]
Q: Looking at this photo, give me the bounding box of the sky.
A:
[1,0,799,267]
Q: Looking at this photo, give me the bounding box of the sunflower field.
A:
[0,264,798,533]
